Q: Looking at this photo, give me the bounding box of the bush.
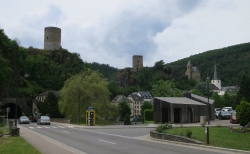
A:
[124,114,130,122]
[185,129,192,138]
[156,123,172,133]
[236,101,250,126]
[144,109,153,121]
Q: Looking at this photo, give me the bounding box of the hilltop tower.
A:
[132,55,143,72]
[211,64,221,90]
[44,27,61,50]
[185,60,200,82]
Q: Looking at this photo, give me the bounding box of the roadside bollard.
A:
[205,126,209,144]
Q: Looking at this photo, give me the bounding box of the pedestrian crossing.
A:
[29,125,66,129]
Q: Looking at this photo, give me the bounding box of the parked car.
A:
[19,116,30,124]
[131,117,142,122]
[215,111,220,119]
[37,116,50,125]
[218,111,231,120]
[230,111,238,124]
[32,115,40,122]
[215,108,221,112]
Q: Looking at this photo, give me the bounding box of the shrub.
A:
[144,109,153,121]
[236,101,250,126]
[156,123,172,133]
[185,129,192,138]
[124,114,130,122]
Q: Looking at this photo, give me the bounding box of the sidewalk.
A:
[19,125,79,154]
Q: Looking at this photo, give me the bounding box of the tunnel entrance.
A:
[0,103,22,119]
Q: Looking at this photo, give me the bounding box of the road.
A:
[18,122,247,154]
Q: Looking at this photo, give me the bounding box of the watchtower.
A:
[44,27,61,50]
[132,55,143,72]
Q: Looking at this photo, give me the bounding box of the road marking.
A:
[99,139,116,144]
[62,130,69,133]
[57,126,65,128]
[37,126,43,128]
[51,126,58,128]
[44,126,50,128]
[29,127,35,129]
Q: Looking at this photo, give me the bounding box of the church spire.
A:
[213,64,219,80]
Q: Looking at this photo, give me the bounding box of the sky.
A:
[1,0,250,69]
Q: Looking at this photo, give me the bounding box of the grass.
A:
[163,126,250,151]
[143,120,153,124]
[0,137,41,154]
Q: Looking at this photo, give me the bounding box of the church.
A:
[185,60,200,82]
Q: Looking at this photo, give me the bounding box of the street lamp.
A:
[73,89,81,125]
[206,74,210,125]
[15,69,29,126]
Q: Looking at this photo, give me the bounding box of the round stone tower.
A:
[44,27,61,50]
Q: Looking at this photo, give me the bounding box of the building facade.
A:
[44,27,61,50]
[132,55,143,72]
[185,60,200,82]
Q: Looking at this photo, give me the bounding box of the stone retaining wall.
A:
[150,129,203,144]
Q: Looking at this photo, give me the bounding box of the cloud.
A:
[68,0,202,68]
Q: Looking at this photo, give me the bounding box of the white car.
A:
[37,116,50,125]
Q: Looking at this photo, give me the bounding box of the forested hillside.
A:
[0,29,89,98]
[164,43,250,86]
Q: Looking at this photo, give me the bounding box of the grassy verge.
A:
[163,126,250,151]
[0,137,41,154]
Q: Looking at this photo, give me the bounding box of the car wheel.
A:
[48,123,50,125]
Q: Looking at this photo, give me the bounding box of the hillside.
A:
[164,42,250,86]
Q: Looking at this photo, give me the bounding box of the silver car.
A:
[37,116,50,125]
[19,116,30,124]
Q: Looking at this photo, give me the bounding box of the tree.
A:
[152,79,182,97]
[37,92,63,118]
[237,73,250,103]
[118,101,131,119]
[154,60,164,70]
[236,101,250,126]
[58,69,111,123]
[140,101,152,118]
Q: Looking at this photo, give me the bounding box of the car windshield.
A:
[41,116,49,119]
[20,116,28,119]
[221,111,230,114]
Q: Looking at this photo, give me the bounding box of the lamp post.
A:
[206,74,210,125]
[15,69,29,126]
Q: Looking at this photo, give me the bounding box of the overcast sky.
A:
[1,0,250,69]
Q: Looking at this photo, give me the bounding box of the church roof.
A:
[213,64,219,80]
[187,60,192,66]
[192,67,200,72]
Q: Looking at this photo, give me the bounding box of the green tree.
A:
[236,101,250,126]
[191,89,204,97]
[140,101,152,118]
[152,79,182,97]
[37,92,63,118]
[58,69,110,123]
[237,73,250,103]
[154,60,165,70]
[118,101,131,119]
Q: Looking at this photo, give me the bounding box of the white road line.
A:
[29,127,35,129]
[62,130,69,133]
[51,126,58,128]
[57,126,65,128]
[36,126,43,128]
[99,139,116,144]
[44,126,50,128]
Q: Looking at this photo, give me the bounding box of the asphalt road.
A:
[17,122,247,154]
